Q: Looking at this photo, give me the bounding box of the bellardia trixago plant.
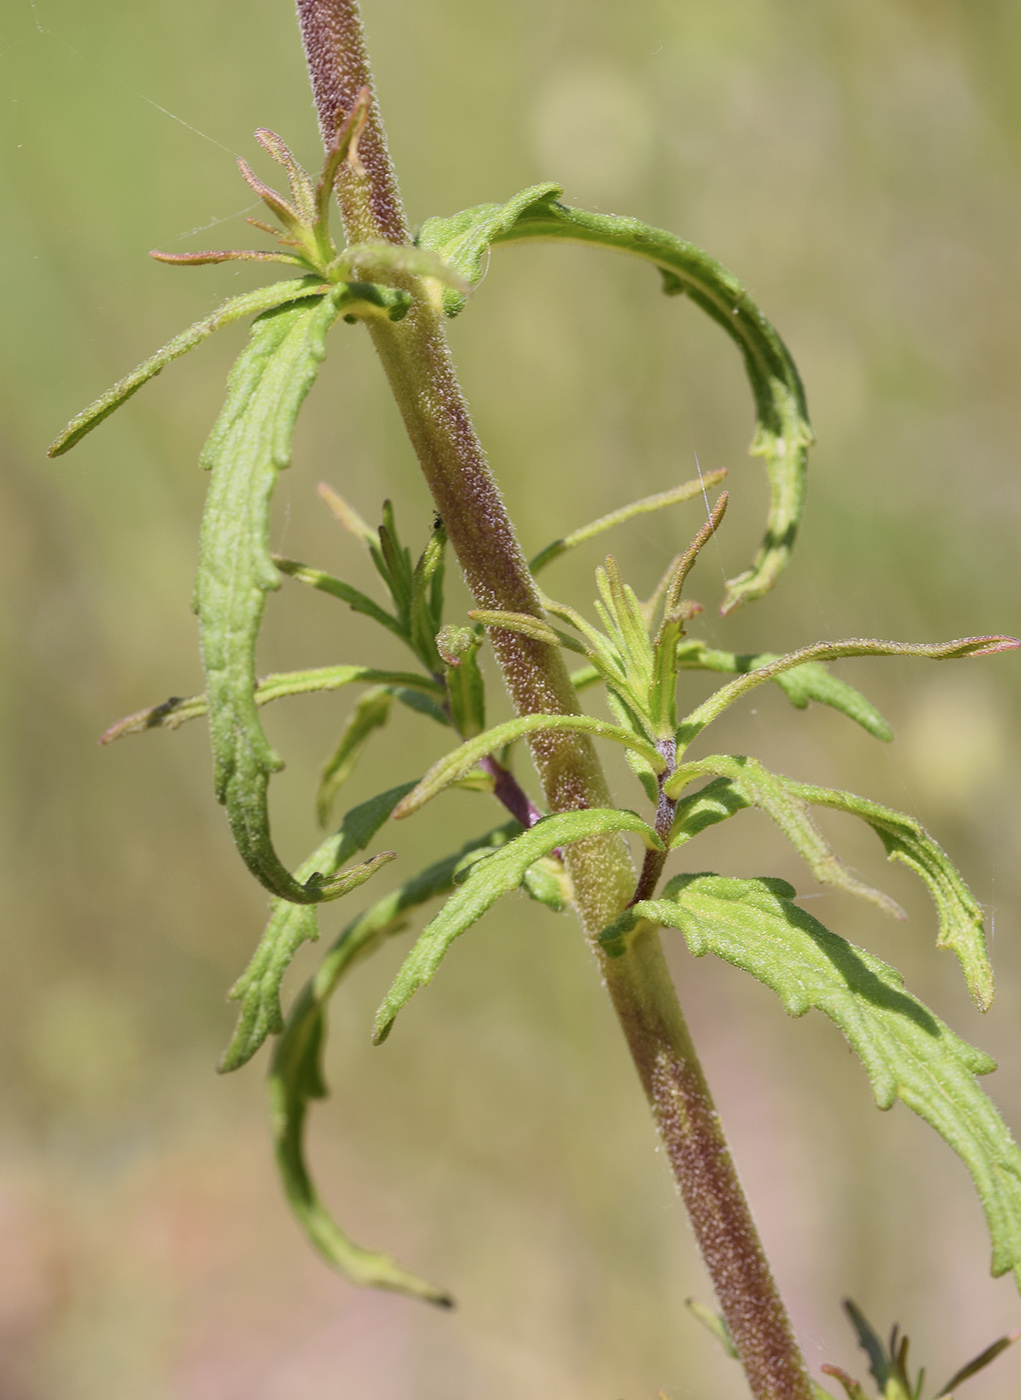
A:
[48,3,1021,1396]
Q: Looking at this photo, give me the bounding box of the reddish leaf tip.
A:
[969,636,1020,656]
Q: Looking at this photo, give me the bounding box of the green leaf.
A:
[47,278,329,456]
[789,780,994,1012]
[521,856,571,911]
[677,642,893,742]
[467,609,581,652]
[316,687,394,827]
[670,775,753,845]
[441,632,486,740]
[771,661,893,741]
[593,557,656,715]
[843,1298,890,1391]
[338,240,471,294]
[685,1298,738,1359]
[268,822,520,1303]
[100,663,444,744]
[528,471,727,574]
[669,755,904,918]
[668,758,994,1009]
[391,713,664,819]
[935,1331,1019,1397]
[272,555,405,638]
[606,874,1021,1293]
[195,290,346,903]
[675,636,1019,754]
[372,501,415,632]
[409,521,448,672]
[219,781,415,1073]
[415,182,564,315]
[374,808,661,1042]
[420,187,813,610]
[268,1001,452,1305]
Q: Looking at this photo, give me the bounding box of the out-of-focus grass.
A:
[0,1,1019,1396]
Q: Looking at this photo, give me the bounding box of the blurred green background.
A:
[2,0,1021,1395]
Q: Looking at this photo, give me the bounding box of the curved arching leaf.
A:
[195,289,345,903]
[392,713,664,819]
[268,1000,451,1305]
[269,822,521,1303]
[374,808,661,1043]
[220,781,415,1073]
[602,874,1021,1293]
[418,186,812,611]
[675,641,893,742]
[674,635,1019,755]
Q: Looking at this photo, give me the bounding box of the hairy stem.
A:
[296,4,814,1395]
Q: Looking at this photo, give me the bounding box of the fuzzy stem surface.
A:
[296,4,815,1395]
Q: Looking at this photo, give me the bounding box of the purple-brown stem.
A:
[295,4,815,1395]
[630,735,678,906]
[478,754,544,830]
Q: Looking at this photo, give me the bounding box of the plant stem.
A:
[296,4,816,1395]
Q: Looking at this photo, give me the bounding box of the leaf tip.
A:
[967,635,1020,657]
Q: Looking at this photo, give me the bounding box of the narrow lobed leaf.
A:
[150,248,309,268]
[433,189,813,610]
[668,758,994,1007]
[48,278,328,456]
[219,781,416,1073]
[842,1298,890,1391]
[415,182,564,315]
[236,156,304,237]
[667,755,904,918]
[272,554,405,638]
[374,808,661,1042]
[467,609,579,651]
[608,875,1021,1293]
[316,687,394,827]
[195,290,344,903]
[671,639,893,740]
[100,663,443,744]
[935,1331,1019,1397]
[392,713,665,819]
[528,470,727,575]
[675,636,1020,752]
[267,823,521,1303]
[255,126,317,223]
[659,492,729,630]
[790,780,995,1011]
